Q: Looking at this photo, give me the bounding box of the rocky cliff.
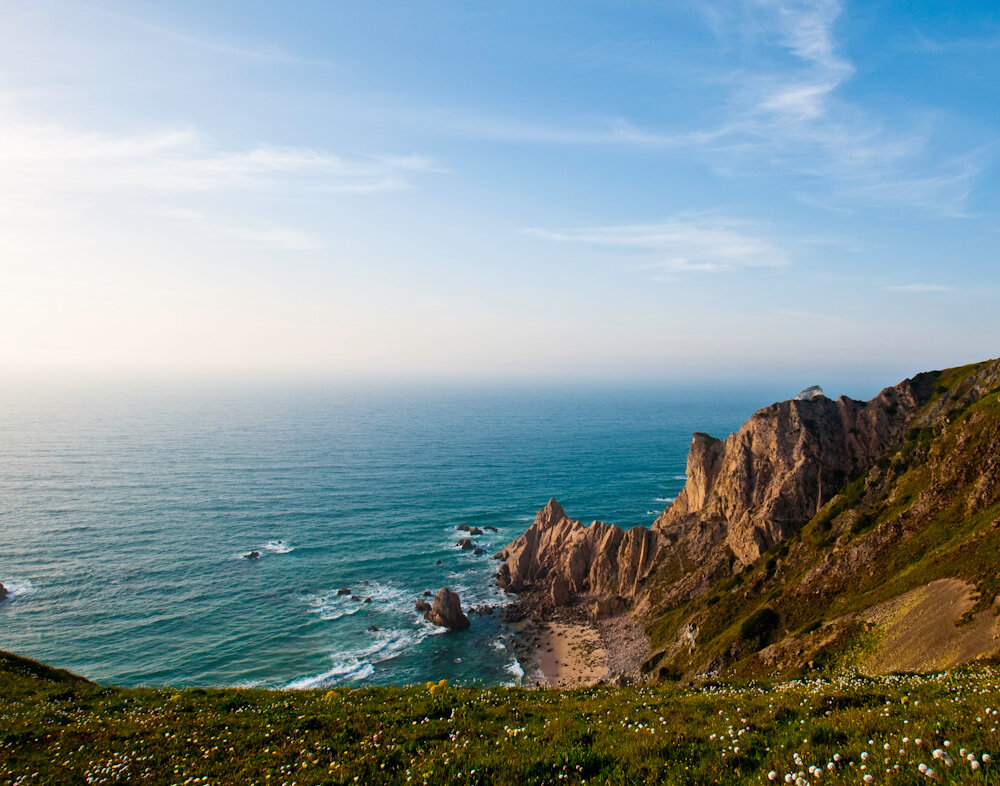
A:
[499,357,1000,681]
[496,498,656,613]
[657,373,935,564]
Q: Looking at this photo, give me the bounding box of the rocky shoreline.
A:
[502,587,649,687]
[491,497,655,687]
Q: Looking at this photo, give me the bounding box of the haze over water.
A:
[0,384,774,688]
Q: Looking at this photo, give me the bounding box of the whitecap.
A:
[655,497,675,503]
[286,659,375,689]
[306,590,365,621]
[646,510,661,516]
[0,579,35,602]
[671,474,688,480]
[505,658,525,681]
[263,540,293,554]
[286,625,441,690]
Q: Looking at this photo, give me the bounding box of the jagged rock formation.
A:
[424,587,470,630]
[500,358,1000,681]
[495,499,657,612]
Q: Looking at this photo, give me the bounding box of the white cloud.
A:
[525,213,787,273]
[0,107,439,198]
[692,0,984,215]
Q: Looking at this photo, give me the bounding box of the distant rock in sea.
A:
[794,385,824,400]
[243,551,261,560]
[0,583,6,601]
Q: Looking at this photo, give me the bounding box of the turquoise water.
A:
[0,384,772,688]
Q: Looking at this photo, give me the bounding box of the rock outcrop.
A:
[424,587,470,631]
[495,498,657,612]
[0,583,6,601]
[658,373,935,564]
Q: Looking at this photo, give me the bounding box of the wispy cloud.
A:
[162,209,323,251]
[0,111,439,197]
[525,213,787,273]
[90,5,334,67]
[439,1,985,216]
[883,283,955,293]
[690,0,983,215]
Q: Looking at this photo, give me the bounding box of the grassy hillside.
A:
[2,649,1000,785]
[643,359,1000,682]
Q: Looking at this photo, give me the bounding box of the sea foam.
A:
[0,579,35,601]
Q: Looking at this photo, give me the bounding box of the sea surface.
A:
[0,383,779,688]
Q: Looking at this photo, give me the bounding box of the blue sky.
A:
[2,1,999,389]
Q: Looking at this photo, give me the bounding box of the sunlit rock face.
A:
[495,498,656,609]
[655,375,932,564]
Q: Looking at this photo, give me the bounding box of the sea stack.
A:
[424,587,470,630]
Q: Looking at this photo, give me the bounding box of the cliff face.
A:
[659,373,936,564]
[499,358,1000,680]
[496,499,656,608]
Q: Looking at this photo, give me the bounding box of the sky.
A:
[2,0,999,390]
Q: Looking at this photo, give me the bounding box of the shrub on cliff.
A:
[740,607,780,647]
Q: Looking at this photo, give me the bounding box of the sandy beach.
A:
[510,596,650,687]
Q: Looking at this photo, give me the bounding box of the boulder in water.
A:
[337,588,352,595]
[456,538,474,550]
[468,526,483,535]
[424,587,470,631]
[415,598,432,613]
[243,551,261,560]
[0,582,6,601]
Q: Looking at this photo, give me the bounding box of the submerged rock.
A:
[337,588,351,596]
[243,551,261,560]
[424,587,470,631]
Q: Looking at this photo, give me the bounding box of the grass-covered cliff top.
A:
[3,650,1000,785]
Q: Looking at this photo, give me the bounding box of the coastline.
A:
[507,593,649,687]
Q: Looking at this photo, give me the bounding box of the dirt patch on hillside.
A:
[859,578,1000,673]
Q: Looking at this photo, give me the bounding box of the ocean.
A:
[0,383,775,688]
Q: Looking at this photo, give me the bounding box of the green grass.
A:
[3,650,1000,785]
